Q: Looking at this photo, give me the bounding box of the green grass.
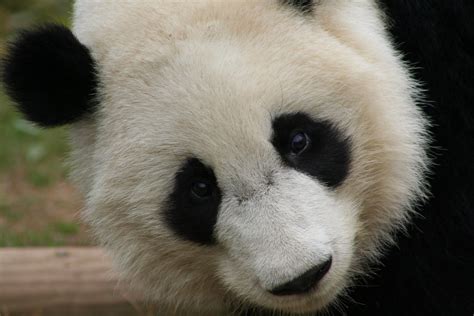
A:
[0,90,89,247]
[0,228,62,247]
[52,221,80,236]
[0,221,81,246]
[0,221,79,247]
[0,200,23,221]
[0,91,69,186]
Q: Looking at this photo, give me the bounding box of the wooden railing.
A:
[0,248,154,316]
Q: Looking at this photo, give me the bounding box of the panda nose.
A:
[269,257,332,296]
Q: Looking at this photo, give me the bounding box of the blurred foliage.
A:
[0,221,81,247]
[0,0,73,53]
[0,91,69,180]
[0,1,90,247]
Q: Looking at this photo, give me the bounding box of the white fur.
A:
[69,1,429,314]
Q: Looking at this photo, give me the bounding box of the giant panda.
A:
[2,1,473,315]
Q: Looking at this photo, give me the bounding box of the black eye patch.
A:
[281,0,314,13]
[164,158,221,245]
[272,113,351,188]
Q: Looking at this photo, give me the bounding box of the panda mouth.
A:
[269,257,333,297]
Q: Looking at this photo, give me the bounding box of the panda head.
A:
[2,1,429,314]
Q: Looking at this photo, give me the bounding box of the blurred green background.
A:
[0,0,91,247]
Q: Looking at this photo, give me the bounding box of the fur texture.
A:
[1,24,97,127]
[5,0,470,315]
[69,1,428,314]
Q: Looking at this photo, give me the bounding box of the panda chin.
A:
[244,279,347,315]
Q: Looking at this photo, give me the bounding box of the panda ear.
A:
[1,24,98,127]
[283,0,314,13]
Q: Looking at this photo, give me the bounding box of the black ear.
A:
[283,0,314,13]
[1,24,98,127]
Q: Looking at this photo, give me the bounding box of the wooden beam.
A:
[0,248,151,315]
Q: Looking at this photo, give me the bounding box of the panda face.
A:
[2,0,429,314]
[70,1,429,313]
[82,36,361,311]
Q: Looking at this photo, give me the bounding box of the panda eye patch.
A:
[272,112,351,188]
[165,158,222,245]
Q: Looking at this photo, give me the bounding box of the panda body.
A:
[2,1,473,315]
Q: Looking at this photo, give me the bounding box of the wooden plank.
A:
[0,248,151,315]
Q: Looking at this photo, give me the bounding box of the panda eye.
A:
[166,158,221,245]
[290,132,310,154]
[191,180,213,200]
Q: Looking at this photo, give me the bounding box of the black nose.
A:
[269,257,332,296]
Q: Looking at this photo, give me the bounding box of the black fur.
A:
[272,113,351,188]
[1,24,98,127]
[327,1,474,315]
[165,158,222,245]
[282,0,314,13]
